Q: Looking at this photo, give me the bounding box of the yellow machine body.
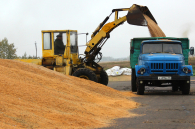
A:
[41,30,79,75]
[16,4,157,85]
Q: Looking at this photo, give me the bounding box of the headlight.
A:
[138,68,145,75]
[183,67,188,73]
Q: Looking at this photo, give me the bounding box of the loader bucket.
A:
[126,4,157,26]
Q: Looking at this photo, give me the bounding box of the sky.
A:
[0,0,195,58]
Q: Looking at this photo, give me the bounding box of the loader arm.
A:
[84,9,129,62]
[84,4,157,63]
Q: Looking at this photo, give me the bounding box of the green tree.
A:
[0,38,17,59]
[28,55,33,59]
[20,53,41,59]
[22,52,27,59]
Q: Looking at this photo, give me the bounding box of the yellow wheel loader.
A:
[17,4,157,85]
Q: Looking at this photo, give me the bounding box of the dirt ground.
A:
[99,61,130,70]
[109,75,131,82]
[100,79,195,129]
[99,61,131,82]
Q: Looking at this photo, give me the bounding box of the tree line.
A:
[1,37,129,61]
[0,38,40,59]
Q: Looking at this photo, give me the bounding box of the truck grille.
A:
[151,63,163,72]
[150,63,179,73]
[166,63,178,72]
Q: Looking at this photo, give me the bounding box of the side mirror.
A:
[190,47,194,55]
[130,46,134,54]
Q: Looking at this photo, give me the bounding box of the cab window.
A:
[43,33,52,50]
[54,32,66,55]
[70,32,78,53]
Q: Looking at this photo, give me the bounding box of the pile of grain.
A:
[144,14,166,37]
[0,59,138,129]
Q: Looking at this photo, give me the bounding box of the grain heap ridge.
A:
[0,59,138,129]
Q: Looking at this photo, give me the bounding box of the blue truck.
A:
[130,37,194,95]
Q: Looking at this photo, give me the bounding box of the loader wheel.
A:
[131,68,137,92]
[73,68,98,82]
[99,70,108,86]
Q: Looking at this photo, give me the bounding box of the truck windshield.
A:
[142,43,182,54]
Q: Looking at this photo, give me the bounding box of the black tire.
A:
[172,82,179,92]
[137,83,145,95]
[172,86,179,92]
[137,78,144,95]
[182,81,190,95]
[131,68,137,92]
[99,70,108,86]
[73,68,98,82]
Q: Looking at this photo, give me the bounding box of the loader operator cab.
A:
[42,30,78,58]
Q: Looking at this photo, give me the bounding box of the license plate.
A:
[158,76,171,80]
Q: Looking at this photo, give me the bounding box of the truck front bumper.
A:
[137,75,190,81]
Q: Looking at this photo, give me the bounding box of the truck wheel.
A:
[131,68,137,92]
[137,83,145,95]
[172,83,179,92]
[137,79,145,95]
[172,86,178,92]
[73,68,98,82]
[182,81,190,95]
[99,70,108,86]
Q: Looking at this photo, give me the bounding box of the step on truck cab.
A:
[130,37,194,95]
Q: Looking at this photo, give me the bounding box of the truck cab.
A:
[130,38,194,95]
